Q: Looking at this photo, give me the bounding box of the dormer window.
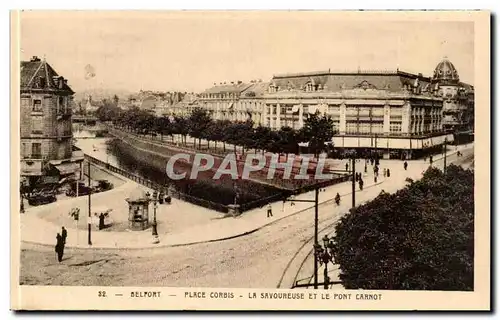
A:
[305,78,318,92]
[269,84,277,93]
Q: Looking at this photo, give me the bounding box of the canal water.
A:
[75,137,284,209]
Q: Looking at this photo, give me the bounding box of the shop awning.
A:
[53,162,78,175]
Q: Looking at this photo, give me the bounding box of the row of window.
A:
[201,93,239,99]
[22,142,42,159]
[21,142,72,159]
[21,96,69,113]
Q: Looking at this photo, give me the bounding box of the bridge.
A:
[72,115,99,124]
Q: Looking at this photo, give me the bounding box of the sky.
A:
[18,11,475,94]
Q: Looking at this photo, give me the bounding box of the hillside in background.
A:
[73,88,133,102]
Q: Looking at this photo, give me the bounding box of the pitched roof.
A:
[269,70,434,93]
[241,82,269,98]
[203,82,252,94]
[20,57,74,94]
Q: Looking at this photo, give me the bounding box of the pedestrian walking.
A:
[404,161,408,171]
[345,162,349,172]
[386,168,391,177]
[359,179,364,191]
[383,168,387,177]
[61,227,67,245]
[364,163,367,173]
[374,175,378,183]
[55,233,64,263]
[429,155,433,165]
[266,204,273,218]
[335,193,341,206]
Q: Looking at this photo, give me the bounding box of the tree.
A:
[300,112,336,158]
[172,116,189,145]
[95,99,120,122]
[277,126,300,160]
[253,125,273,154]
[188,107,213,149]
[331,165,474,291]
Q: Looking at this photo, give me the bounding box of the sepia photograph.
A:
[10,10,490,311]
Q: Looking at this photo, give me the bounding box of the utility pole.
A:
[443,137,448,174]
[87,161,92,246]
[313,186,319,289]
[351,156,356,208]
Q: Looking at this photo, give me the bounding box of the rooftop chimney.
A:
[30,56,41,62]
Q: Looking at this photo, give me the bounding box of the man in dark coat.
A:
[61,227,67,244]
[404,161,408,171]
[99,213,105,230]
[55,233,64,263]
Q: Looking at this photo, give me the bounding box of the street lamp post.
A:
[443,137,448,174]
[87,161,92,246]
[313,186,319,289]
[314,234,335,289]
[351,156,356,208]
[151,190,158,237]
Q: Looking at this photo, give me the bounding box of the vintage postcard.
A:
[10,10,490,311]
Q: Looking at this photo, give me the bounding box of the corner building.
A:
[263,61,473,159]
[198,80,268,125]
[20,56,84,187]
[430,58,474,143]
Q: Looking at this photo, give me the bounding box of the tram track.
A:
[278,151,474,290]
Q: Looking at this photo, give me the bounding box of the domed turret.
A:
[432,57,460,84]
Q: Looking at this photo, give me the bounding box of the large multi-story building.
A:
[430,58,474,143]
[20,56,84,187]
[262,58,473,159]
[164,58,474,159]
[197,80,268,125]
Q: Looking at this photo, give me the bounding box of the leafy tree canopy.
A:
[332,164,474,291]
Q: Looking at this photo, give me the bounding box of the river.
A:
[74,137,284,210]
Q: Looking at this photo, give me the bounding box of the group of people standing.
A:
[55,227,67,263]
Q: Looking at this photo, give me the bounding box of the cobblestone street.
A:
[19,145,473,288]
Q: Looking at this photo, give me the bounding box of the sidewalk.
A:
[289,142,474,289]
[20,143,473,250]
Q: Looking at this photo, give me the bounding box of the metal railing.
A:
[84,154,230,214]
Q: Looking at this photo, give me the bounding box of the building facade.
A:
[430,58,474,143]
[20,56,84,186]
[197,80,268,125]
[263,67,452,159]
[166,58,474,159]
